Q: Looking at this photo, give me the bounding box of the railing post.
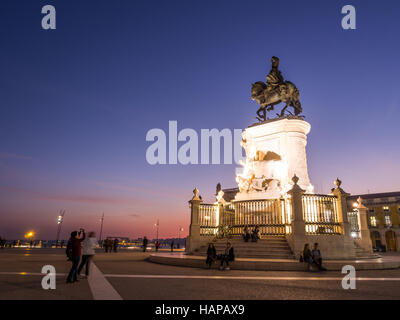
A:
[216,190,226,228]
[331,178,351,236]
[355,196,373,253]
[287,174,306,259]
[186,187,203,253]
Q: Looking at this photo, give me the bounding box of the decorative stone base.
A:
[235,117,314,201]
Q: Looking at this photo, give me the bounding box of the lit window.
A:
[370,216,377,227]
[384,215,392,226]
[383,206,389,212]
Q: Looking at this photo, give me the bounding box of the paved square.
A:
[1,248,400,300]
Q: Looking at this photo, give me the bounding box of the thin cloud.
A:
[0,152,32,160]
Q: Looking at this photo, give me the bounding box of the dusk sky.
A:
[0,0,399,240]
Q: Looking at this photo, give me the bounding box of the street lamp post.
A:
[56,210,65,247]
[178,226,183,239]
[99,213,105,244]
[178,226,183,249]
[155,219,159,242]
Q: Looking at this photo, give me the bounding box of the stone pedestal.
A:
[355,197,373,253]
[286,176,306,259]
[235,117,314,201]
[186,188,202,254]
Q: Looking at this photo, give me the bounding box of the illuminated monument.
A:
[186,57,374,260]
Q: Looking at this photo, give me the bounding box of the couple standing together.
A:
[66,229,97,283]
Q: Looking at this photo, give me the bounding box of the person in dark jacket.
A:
[170,240,174,252]
[143,236,148,252]
[311,243,326,271]
[242,226,250,242]
[113,238,119,253]
[66,229,86,283]
[206,243,217,268]
[219,242,234,270]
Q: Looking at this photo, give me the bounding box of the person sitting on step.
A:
[311,243,327,271]
[251,226,260,242]
[219,242,235,271]
[242,226,250,242]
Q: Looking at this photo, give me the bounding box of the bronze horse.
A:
[251,81,302,121]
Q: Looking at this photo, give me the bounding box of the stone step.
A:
[211,244,291,250]
[211,247,290,251]
[200,236,294,259]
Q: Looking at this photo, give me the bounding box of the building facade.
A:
[347,192,400,251]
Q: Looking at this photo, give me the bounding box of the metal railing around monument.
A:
[302,194,342,235]
[347,210,360,239]
[198,203,219,236]
[232,199,292,236]
[197,198,292,237]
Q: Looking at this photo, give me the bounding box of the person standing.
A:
[155,240,160,252]
[66,229,85,283]
[113,238,119,253]
[77,232,97,278]
[143,236,148,252]
[170,240,174,252]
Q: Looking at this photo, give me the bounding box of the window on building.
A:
[383,206,389,212]
[384,215,392,227]
[369,208,375,213]
[370,216,377,227]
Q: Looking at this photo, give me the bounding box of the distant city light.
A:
[25,231,34,239]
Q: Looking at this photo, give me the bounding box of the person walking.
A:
[66,229,86,283]
[143,236,148,252]
[113,238,119,253]
[103,238,108,253]
[77,232,97,278]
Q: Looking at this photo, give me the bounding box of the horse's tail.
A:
[287,81,302,114]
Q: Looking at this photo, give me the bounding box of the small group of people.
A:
[302,242,326,271]
[66,229,97,283]
[103,238,119,253]
[206,242,235,270]
[242,226,260,242]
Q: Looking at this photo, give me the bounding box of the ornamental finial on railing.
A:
[288,173,305,195]
[331,177,349,197]
[191,187,201,201]
[216,190,226,204]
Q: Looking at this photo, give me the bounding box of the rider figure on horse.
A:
[265,56,285,99]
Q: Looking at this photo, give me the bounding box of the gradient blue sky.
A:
[0,0,399,239]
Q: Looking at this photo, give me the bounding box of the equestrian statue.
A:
[251,56,303,121]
